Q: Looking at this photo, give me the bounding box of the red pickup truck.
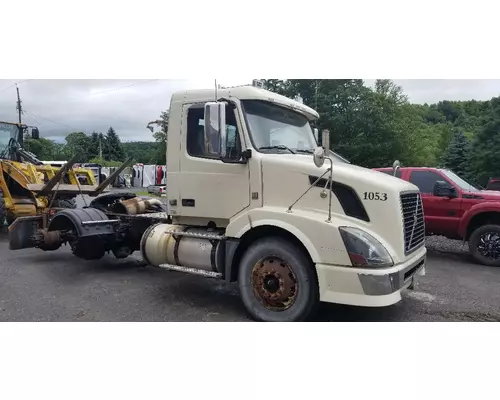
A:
[374,166,500,267]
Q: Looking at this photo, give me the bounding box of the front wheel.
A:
[237,237,319,322]
[469,224,500,267]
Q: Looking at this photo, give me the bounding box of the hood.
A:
[262,154,414,192]
[467,189,500,201]
[259,154,421,263]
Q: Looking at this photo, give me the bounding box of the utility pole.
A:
[16,84,22,124]
[99,134,102,159]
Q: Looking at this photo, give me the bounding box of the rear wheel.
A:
[52,198,77,209]
[469,224,500,267]
[237,237,319,322]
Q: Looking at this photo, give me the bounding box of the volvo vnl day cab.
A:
[9,84,426,321]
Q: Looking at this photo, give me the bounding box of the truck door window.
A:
[186,104,241,160]
[409,171,443,194]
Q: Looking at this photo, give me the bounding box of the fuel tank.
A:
[140,223,225,273]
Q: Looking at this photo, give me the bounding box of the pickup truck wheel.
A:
[469,224,500,267]
[238,237,319,322]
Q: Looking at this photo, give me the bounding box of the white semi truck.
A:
[9,83,426,322]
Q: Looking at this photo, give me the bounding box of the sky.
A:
[0,79,499,143]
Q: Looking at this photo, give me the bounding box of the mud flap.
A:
[8,216,43,250]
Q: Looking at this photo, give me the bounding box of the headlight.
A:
[339,226,393,268]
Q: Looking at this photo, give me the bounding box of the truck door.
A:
[409,169,462,237]
[178,102,250,220]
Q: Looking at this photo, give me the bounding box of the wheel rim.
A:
[251,256,298,312]
[477,232,500,260]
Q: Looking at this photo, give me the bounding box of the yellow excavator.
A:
[0,120,130,226]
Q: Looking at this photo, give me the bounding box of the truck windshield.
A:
[440,169,479,192]
[0,122,19,158]
[242,100,317,154]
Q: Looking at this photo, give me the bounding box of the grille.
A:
[400,192,425,255]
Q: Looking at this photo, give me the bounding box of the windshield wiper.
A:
[258,145,296,154]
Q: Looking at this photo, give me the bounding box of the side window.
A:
[186,104,241,160]
[409,171,443,194]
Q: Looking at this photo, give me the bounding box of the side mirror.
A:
[392,160,401,177]
[204,101,227,157]
[31,127,40,140]
[313,128,319,143]
[434,180,457,198]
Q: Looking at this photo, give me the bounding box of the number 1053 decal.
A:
[363,192,387,201]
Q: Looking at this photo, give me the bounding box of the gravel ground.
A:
[1,227,500,322]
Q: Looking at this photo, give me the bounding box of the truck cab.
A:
[375,166,500,266]
[146,85,427,319]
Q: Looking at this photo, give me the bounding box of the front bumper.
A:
[316,245,426,307]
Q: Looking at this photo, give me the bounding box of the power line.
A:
[66,79,159,102]
[23,109,75,130]
[0,79,30,94]
[23,111,41,126]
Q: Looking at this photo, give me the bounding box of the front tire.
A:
[237,237,319,322]
[469,224,500,267]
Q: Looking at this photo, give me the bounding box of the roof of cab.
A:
[171,85,320,121]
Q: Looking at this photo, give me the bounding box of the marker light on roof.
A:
[252,79,265,88]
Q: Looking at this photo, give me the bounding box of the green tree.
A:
[24,137,57,160]
[65,132,91,162]
[122,141,160,164]
[374,79,409,105]
[471,98,500,185]
[152,110,169,164]
[441,131,472,179]
[88,131,102,159]
[104,126,125,161]
[88,157,124,167]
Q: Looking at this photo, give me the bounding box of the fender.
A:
[48,208,115,237]
[458,202,500,238]
[228,207,339,264]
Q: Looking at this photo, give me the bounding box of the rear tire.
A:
[237,237,319,322]
[469,224,500,267]
[52,198,77,209]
